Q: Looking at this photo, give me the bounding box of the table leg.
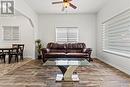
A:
[57,65,79,82]
[8,55,11,64]
[58,66,68,74]
[64,66,78,81]
[3,55,5,63]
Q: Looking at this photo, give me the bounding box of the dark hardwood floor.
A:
[0,58,129,87]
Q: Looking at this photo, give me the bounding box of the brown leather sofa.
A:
[41,42,93,62]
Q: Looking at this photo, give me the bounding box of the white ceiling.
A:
[24,0,108,14]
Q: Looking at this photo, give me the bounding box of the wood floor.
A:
[0,58,130,87]
[0,58,32,77]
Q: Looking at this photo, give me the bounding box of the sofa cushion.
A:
[45,52,66,58]
[67,49,82,53]
[66,53,88,57]
[47,43,66,49]
[49,49,66,53]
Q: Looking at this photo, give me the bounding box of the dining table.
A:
[0,47,19,64]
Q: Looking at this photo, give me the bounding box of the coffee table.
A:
[43,58,91,82]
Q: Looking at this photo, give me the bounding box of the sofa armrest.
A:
[41,48,50,54]
[41,48,50,62]
[83,48,93,62]
[83,48,92,53]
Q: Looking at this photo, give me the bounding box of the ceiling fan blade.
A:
[62,7,65,11]
[52,1,63,4]
[69,3,77,9]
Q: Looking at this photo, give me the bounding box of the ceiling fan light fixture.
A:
[64,2,69,8]
[52,0,77,11]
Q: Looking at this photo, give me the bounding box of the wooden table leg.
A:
[8,55,11,64]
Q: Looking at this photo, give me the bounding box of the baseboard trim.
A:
[96,57,130,76]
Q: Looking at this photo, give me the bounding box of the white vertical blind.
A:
[67,28,78,43]
[56,28,67,43]
[12,26,19,40]
[103,9,130,57]
[2,26,19,41]
[56,27,78,43]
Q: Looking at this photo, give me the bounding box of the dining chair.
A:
[12,44,18,48]
[9,48,19,64]
[18,44,24,60]
[12,44,24,60]
[0,50,6,63]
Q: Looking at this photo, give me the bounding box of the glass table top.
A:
[43,58,91,66]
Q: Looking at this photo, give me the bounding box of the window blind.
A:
[56,27,78,43]
[56,28,67,43]
[103,9,130,57]
[3,26,19,41]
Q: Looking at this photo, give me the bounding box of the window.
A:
[56,27,79,43]
[2,26,19,41]
[103,9,130,57]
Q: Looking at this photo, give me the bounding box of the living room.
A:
[0,0,130,87]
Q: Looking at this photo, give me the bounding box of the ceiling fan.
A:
[52,0,77,11]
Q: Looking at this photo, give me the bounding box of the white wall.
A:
[97,0,130,75]
[15,0,38,39]
[38,14,96,57]
[0,0,38,58]
[15,0,39,58]
[0,16,35,58]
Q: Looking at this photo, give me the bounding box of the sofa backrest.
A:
[47,43,66,53]
[47,42,86,53]
[67,43,86,49]
[66,43,86,53]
